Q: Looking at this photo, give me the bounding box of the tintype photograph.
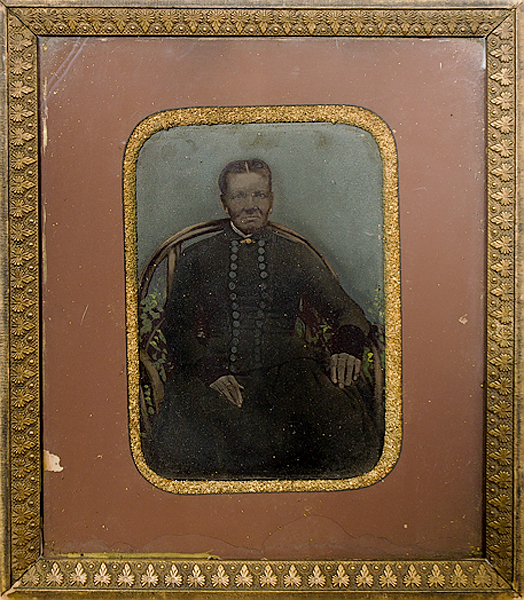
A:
[128,111,399,485]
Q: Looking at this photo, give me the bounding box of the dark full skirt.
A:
[145,358,382,480]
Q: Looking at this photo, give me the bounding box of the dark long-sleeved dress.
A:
[146,223,382,480]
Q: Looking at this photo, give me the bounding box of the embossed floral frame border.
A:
[0,1,523,598]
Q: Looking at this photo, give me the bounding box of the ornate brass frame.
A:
[1,1,523,598]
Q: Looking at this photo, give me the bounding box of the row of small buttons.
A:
[228,238,267,373]
[258,243,268,278]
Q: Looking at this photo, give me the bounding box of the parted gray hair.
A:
[219,159,272,196]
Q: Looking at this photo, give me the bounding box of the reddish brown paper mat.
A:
[41,36,484,559]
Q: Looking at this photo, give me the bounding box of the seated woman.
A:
[145,159,383,480]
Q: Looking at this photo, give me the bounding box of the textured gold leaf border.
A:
[7,11,40,583]
[15,558,512,592]
[2,4,520,596]
[484,14,516,581]
[10,7,509,37]
[123,105,401,495]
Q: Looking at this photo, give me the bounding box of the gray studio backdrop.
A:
[136,121,385,323]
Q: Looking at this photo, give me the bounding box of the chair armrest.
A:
[140,349,165,411]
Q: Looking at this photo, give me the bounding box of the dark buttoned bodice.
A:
[164,224,369,384]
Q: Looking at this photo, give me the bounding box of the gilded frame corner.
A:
[1,2,523,598]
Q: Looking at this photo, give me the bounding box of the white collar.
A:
[230,221,252,238]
